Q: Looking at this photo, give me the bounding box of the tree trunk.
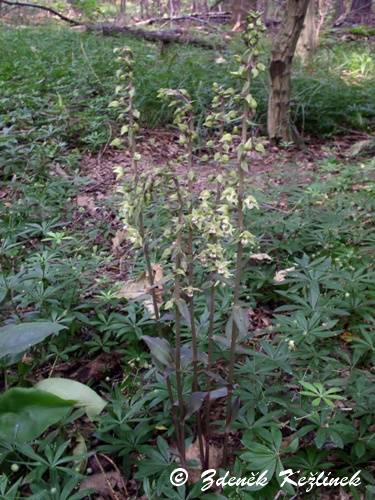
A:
[335,0,345,20]
[267,0,311,143]
[296,0,328,63]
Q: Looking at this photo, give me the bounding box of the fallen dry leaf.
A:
[117,264,163,318]
[111,229,127,253]
[340,331,359,343]
[80,471,124,496]
[185,438,222,483]
[250,253,272,262]
[76,195,97,215]
[51,164,69,178]
[274,267,296,284]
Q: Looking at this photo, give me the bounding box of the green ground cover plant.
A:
[0,13,375,500]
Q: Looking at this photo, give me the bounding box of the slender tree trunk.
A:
[119,0,126,16]
[231,0,257,30]
[334,0,345,21]
[267,0,311,142]
[296,0,328,63]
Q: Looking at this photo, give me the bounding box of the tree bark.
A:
[87,23,224,49]
[231,0,257,30]
[267,0,311,143]
[334,0,346,22]
[0,0,222,49]
[296,0,329,63]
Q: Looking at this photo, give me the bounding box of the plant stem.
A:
[203,281,216,469]
[223,82,249,467]
[186,114,205,467]
[174,236,186,466]
[172,176,186,466]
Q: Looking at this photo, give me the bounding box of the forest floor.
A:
[1,23,375,499]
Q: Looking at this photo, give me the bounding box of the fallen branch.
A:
[0,0,223,50]
[135,11,230,26]
[86,24,224,49]
[0,0,81,25]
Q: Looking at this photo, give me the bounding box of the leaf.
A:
[308,280,320,309]
[225,395,241,430]
[35,378,106,419]
[241,442,277,475]
[354,441,366,458]
[347,138,375,157]
[185,387,227,420]
[273,267,296,284]
[117,264,163,318]
[76,195,97,215]
[249,253,272,262]
[0,388,74,443]
[315,428,327,449]
[0,322,65,361]
[110,138,122,148]
[111,229,127,253]
[141,335,173,368]
[185,437,222,481]
[176,298,196,330]
[232,305,249,340]
[80,471,125,496]
[72,433,88,472]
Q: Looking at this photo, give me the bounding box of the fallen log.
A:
[0,0,223,50]
[85,24,224,49]
[135,11,231,26]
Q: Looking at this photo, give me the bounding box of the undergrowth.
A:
[0,19,375,500]
[1,24,374,175]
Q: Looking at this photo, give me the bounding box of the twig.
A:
[93,455,121,500]
[98,453,128,497]
[0,0,81,25]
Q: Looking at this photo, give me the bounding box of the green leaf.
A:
[241,442,277,472]
[0,388,74,443]
[141,335,173,368]
[315,428,327,449]
[300,381,318,394]
[232,305,249,340]
[110,138,122,148]
[35,378,106,419]
[354,441,366,458]
[0,322,65,361]
[175,299,193,329]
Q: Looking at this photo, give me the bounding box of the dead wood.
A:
[85,23,224,49]
[0,0,223,49]
[0,0,81,25]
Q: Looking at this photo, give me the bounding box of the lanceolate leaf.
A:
[0,388,74,443]
[0,322,65,360]
[185,387,228,420]
[141,335,173,368]
[232,305,249,340]
[35,378,107,419]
